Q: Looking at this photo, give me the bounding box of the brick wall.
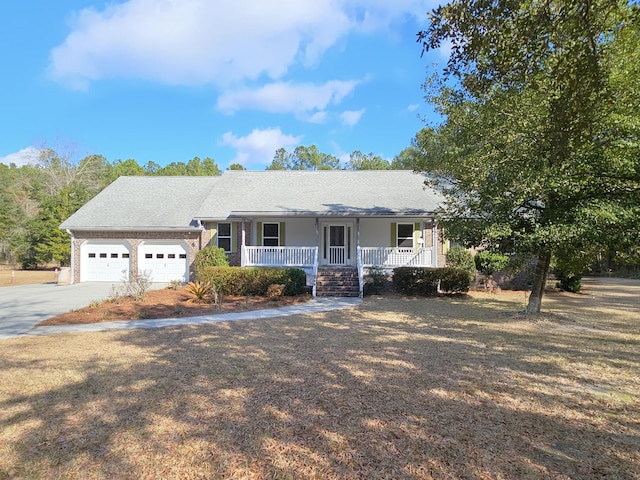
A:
[71,230,206,283]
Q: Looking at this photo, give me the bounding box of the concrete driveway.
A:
[0,282,126,339]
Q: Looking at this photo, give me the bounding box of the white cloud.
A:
[48,0,433,88]
[220,127,302,168]
[408,103,420,112]
[0,147,42,167]
[216,80,360,118]
[340,108,365,126]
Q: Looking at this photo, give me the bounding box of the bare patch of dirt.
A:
[40,287,312,326]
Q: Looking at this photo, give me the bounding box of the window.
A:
[263,223,279,247]
[122,253,130,259]
[217,222,232,252]
[397,224,414,248]
[88,253,96,258]
[168,253,176,259]
[99,253,107,258]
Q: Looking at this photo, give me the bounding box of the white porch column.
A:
[356,217,360,247]
[433,221,438,268]
[315,218,319,247]
[241,219,246,267]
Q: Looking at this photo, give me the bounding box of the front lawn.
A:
[0,278,638,479]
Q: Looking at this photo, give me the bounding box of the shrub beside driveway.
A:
[0,278,638,479]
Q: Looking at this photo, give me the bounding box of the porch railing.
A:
[242,246,318,267]
[360,247,433,268]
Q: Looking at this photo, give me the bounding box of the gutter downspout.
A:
[66,229,75,284]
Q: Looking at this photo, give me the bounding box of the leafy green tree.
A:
[266,148,291,170]
[156,156,221,176]
[25,186,89,267]
[111,158,145,178]
[417,0,640,313]
[390,145,422,170]
[228,163,246,170]
[143,161,162,175]
[265,145,341,170]
[346,151,390,170]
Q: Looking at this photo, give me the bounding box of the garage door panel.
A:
[139,243,188,283]
[83,243,131,282]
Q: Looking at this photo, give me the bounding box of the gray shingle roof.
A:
[196,170,442,219]
[60,176,219,231]
[61,171,443,231]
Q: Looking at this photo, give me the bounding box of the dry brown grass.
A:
[0,277,638,479]
[0,265,57,287]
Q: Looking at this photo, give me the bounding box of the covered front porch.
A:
[230,217,440,296]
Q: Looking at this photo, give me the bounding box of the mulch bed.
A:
[39,287,312,326]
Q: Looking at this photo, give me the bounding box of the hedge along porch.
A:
[205,217,443,296]
[61,170,446,296]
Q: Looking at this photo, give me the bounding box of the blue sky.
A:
[1,0,444,170]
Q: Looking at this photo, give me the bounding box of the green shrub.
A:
[445,245,476,280]
[556,271,582,293]
[439,268,471,293]
[474,250,509,276]
[193,246,229,276]
[184,281,218,304]
[363,267,387,296]
[196,266,306,296]
[393,267,471,296]
[393,267,440,296]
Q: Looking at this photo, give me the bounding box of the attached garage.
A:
[138,242,189,283]
[81,241,131,282]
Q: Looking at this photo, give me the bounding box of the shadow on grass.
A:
[1,286,639,479]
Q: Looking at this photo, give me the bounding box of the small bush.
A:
[109,269,152,302]
[439,268,471,293]
[266,284,285,299]
[197,266,306,296]
[474,250,509,276]
[363,267,386,296]
[556,271,582,293]
[393,267,471,296]
[446,246,476,280]
[185,281,218,304]
[393,267,440,296]
[193,246,229,276]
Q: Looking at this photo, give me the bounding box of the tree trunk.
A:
[525,252,551,314]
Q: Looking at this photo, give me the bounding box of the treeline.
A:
[0,151,225,268]
[0,144,421,268]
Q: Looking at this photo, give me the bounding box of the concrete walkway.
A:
[0,282,361,340]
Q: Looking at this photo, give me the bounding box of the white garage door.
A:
[139,243,188,283]
[83,242,131,282]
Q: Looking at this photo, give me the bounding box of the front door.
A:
[323,224,352,265]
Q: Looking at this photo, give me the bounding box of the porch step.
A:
[315,267,360,297]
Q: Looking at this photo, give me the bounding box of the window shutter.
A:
[231,223,238,253]
[390,222,397,247]
[211,223,218,247]
[413,222,421,248]
[257,222,263,246]
[279,222,286,246]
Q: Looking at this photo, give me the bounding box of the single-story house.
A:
[60,170,447,296]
